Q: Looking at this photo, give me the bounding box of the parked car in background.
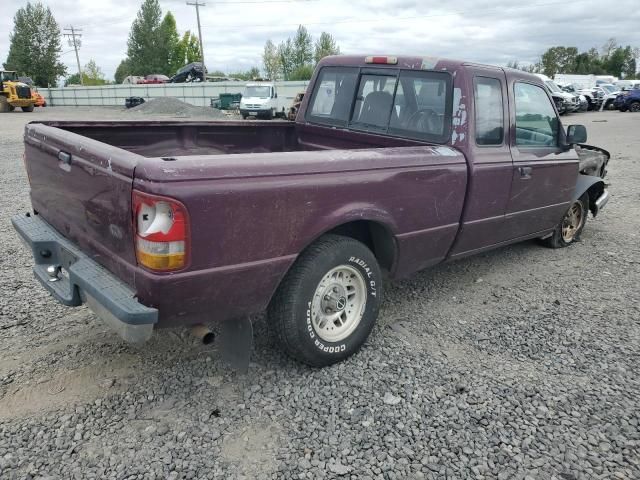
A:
[536,74,580,114]
[13,54,610,367]
[169,63,205,83]
[122,76,144,85]
[614,80,640,91]
[239,81,288,119]
[140,74,169,84]
[613,88,640,112]
[560,83,603,111]
[599,84,621,111]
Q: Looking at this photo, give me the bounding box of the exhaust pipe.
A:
[191,324,215,345]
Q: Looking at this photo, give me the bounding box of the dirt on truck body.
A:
[13,55,610,367]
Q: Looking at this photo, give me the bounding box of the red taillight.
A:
[365,56,398,65]
[132,190,190,271]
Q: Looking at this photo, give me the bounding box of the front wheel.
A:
[22,105,34,112]
[268,234,382,366]
[541,194,588,248]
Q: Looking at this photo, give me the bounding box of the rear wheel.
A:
[21,105,34,112]
[630,101,640,113]
[541,193,588,248]
[268,234,382,366]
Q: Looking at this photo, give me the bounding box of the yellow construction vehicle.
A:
[0,70,35,112]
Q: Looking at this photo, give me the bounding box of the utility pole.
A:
[63,26,83,85]
[186,1,206,78]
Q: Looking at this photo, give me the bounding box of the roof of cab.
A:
[316,55,545,84]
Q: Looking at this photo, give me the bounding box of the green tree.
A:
[172,31,201,69]
[3,1,66,86]
[506,60,540,73]
[289,64,314,81]
[83,59,107,85]
[262,39,281,80]
[65,59,108,86]
[159,12,180,75]
[126,0,163,75]
[114,59,131,83]
[573,50,603,74]
[314,32,340,63]
[228,67,261,81]
[277,39,294,80]
[603,46,635,78]
[292,25,313,70]
[541,46,578,76]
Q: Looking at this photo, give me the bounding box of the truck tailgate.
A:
[23,123,140,286]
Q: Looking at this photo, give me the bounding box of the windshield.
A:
[544,80,562,93]
[245,86,272,98]
[601,85,617,93]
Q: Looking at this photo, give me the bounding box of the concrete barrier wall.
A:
[43,81,311,107]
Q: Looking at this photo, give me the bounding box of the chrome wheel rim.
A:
[311,265,367,343]
[561,201,584,243]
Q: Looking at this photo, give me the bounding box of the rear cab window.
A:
[306,66,453,143]
[474,77,504,146]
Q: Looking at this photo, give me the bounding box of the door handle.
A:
[58,151,72,165]
[518,166,532,179]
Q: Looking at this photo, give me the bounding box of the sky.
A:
[1,0,639,81]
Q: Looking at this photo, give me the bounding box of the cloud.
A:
[1,0,639,81]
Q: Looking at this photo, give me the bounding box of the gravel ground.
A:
[128,97,229,118]
[0,107,639,480]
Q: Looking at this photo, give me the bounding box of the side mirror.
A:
[566,124,587,145]
[274,92,277,98]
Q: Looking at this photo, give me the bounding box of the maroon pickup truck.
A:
[13,55,610,367]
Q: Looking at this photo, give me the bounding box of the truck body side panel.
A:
[133,146,467,326]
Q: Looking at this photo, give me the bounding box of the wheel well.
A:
[326,221,396,273]
[585,181,604,214]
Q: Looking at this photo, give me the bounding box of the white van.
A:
[239,82,288,119]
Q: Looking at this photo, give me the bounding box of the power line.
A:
[63,26,84,85]
[186,1,206,73]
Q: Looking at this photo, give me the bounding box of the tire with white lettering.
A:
[268,234,382,366]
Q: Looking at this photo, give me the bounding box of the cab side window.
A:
[474,77,504,145]
[514,82,559,147]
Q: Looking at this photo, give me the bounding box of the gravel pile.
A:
[129,97,227,118]
[0,108,639,479]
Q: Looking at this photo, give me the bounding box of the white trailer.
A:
[554,74,598,90]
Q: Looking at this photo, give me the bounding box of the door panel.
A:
[505,150,577,238]
[449,68,514,257]
[504,78,578,240]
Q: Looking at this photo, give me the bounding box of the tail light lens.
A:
[132,191,189,271]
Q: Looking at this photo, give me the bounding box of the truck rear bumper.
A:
[11,213,158,343]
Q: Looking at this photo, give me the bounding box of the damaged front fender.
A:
[576,144,610,178]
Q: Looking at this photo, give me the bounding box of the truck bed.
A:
[45,120,423,158]
[22,119,467,326]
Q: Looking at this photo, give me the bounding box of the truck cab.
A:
[239,81,286,119]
